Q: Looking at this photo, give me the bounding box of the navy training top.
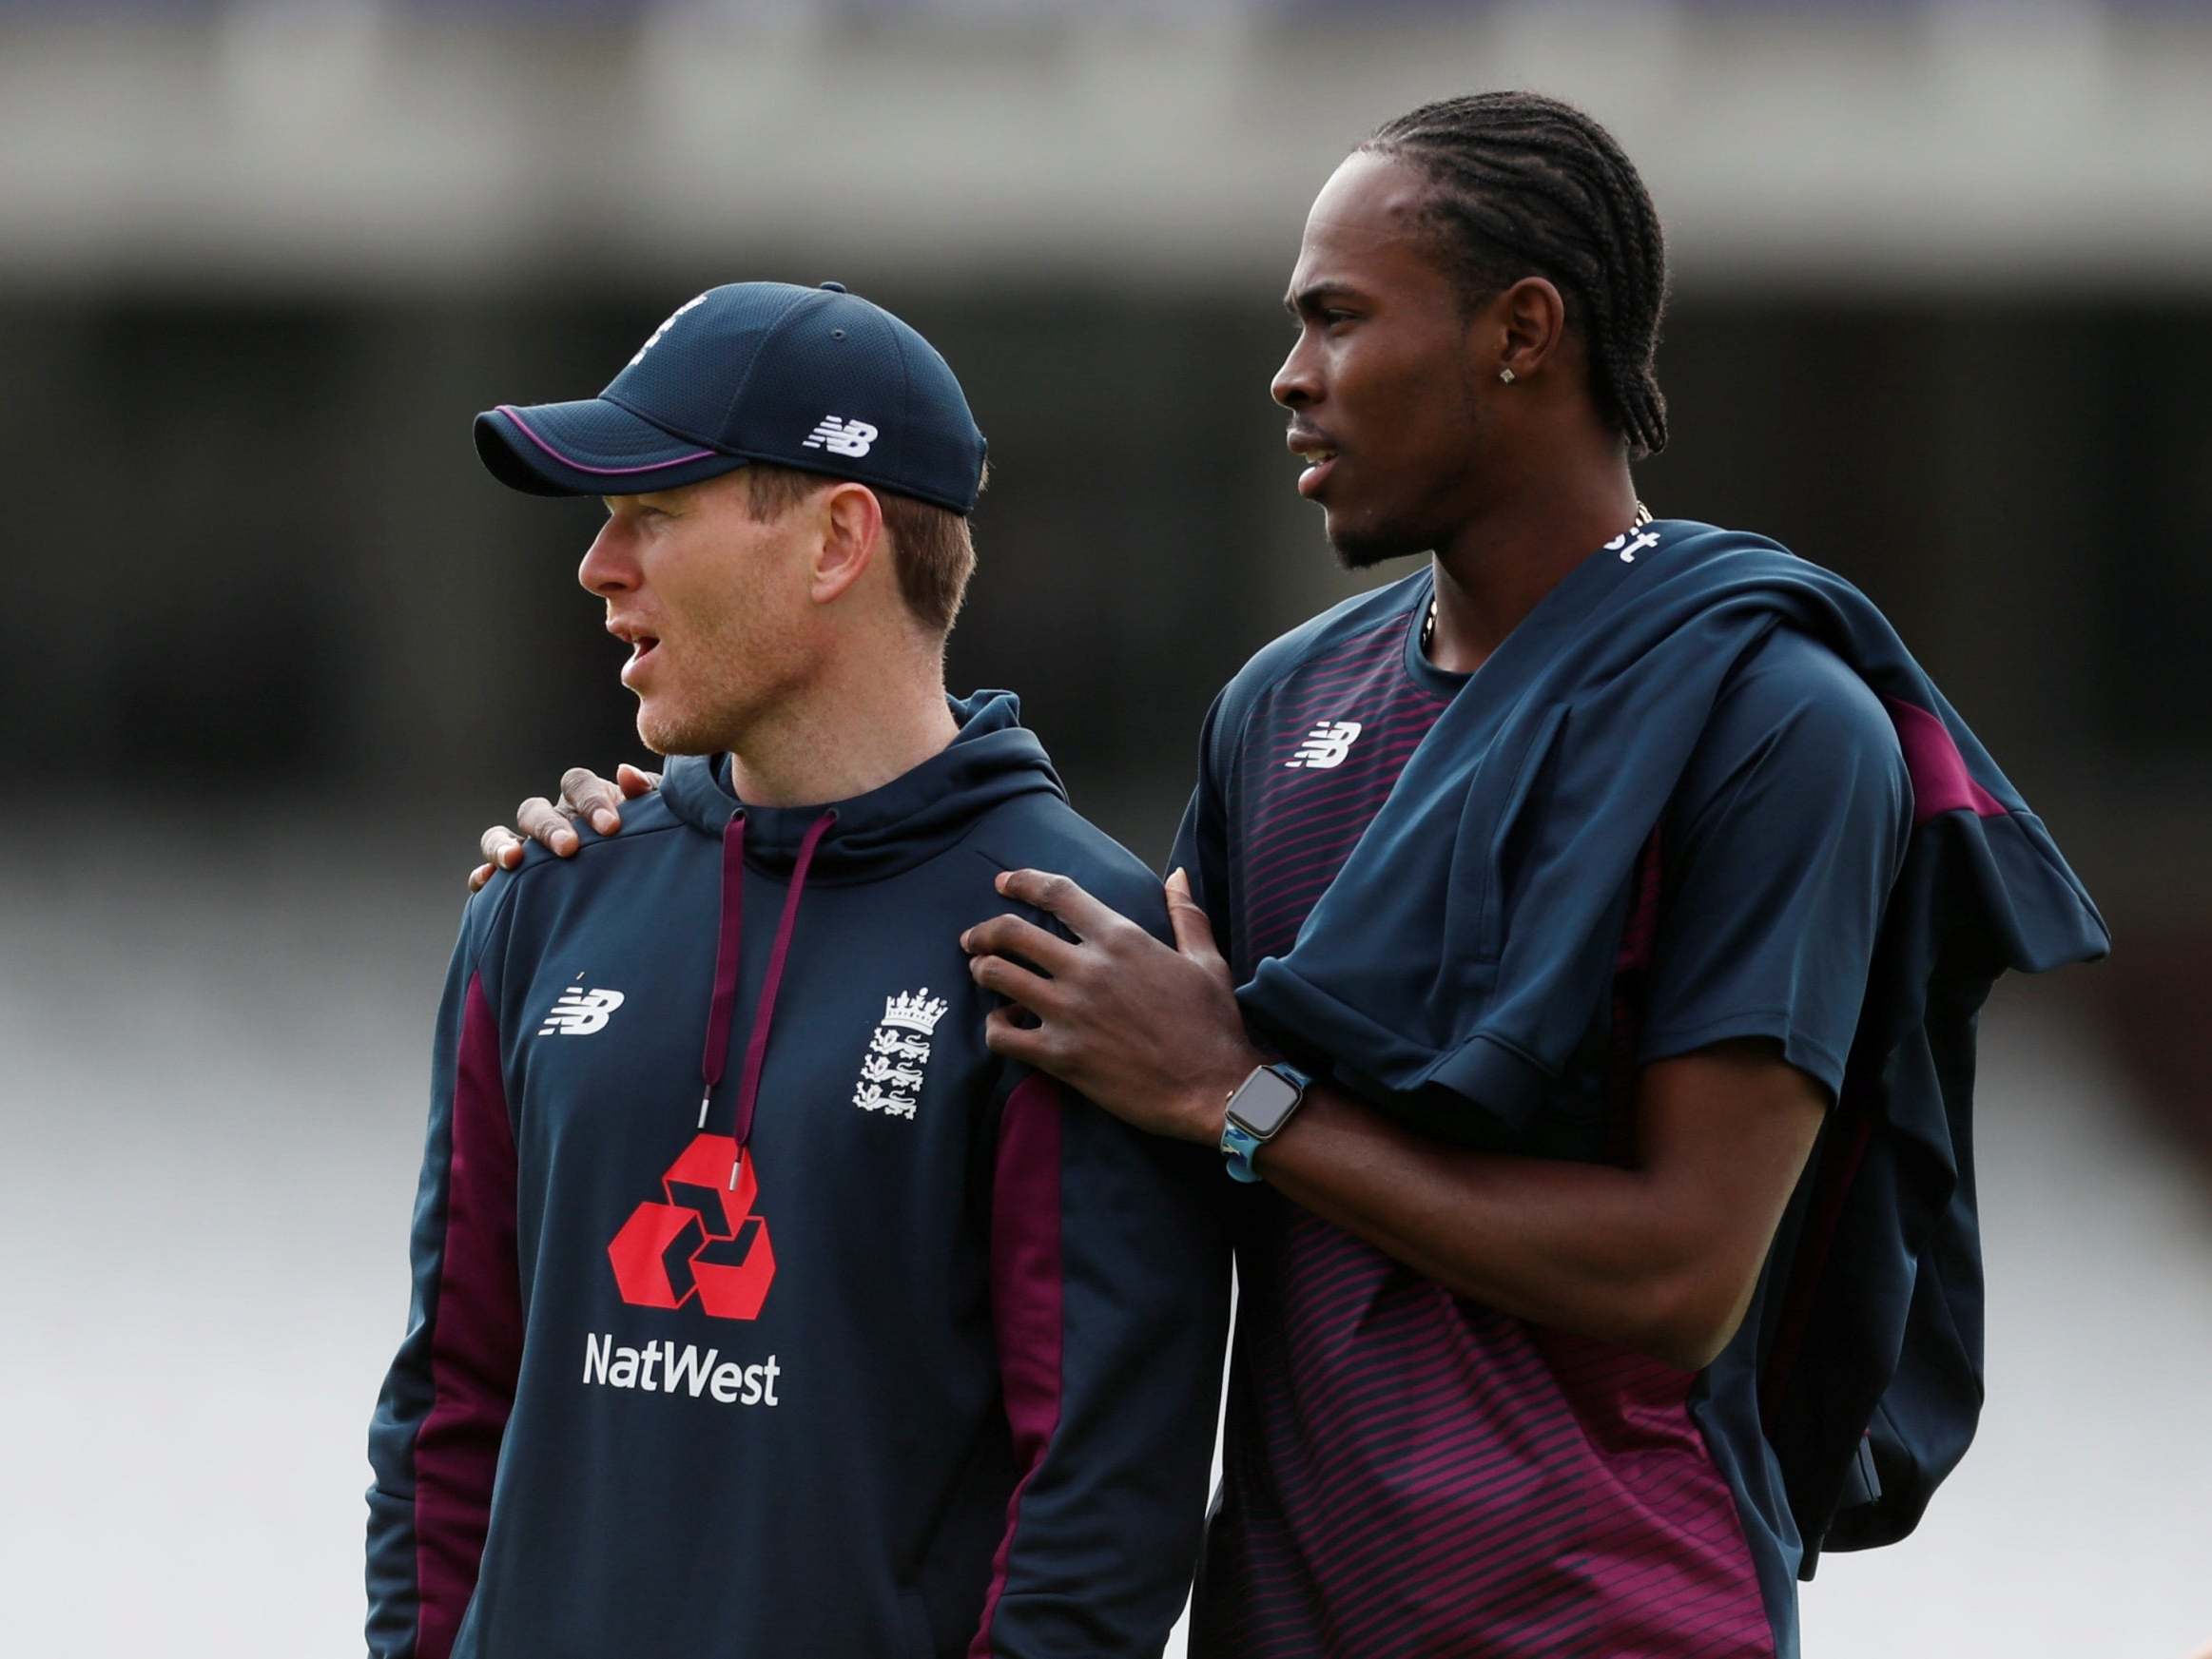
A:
[366,690,1232,1659]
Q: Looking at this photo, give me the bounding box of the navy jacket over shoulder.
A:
[366,691,1231,1659]
[1233,522,2107,1576]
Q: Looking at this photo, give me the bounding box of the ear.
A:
[809,482,883,608]
[1493,276,1568,383]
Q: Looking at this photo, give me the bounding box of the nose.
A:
[1271,328,1319,410]
[578,518,636,598]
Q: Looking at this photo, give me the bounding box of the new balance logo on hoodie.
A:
[540,978,626,1036]
[801,416,877,457]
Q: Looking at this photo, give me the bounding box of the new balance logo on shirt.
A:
[1286,721,1363,770]
[541,979,626,1036]
[801,416,878,457]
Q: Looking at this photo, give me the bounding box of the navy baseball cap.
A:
[474,280,987,513]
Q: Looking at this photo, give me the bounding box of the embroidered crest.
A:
[852,988,950,1119]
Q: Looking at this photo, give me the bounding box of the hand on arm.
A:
[964,868,1825,1373]
[466,763,661,891]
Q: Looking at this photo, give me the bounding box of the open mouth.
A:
[619,635,661,685]
[1287,430,1339,498]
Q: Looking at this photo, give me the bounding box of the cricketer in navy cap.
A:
[379,278,1232,1659]
[474,280,988,513]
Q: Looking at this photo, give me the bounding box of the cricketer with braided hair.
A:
[489,93,2105,1655]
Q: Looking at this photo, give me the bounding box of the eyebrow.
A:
[1285,281,1366,318]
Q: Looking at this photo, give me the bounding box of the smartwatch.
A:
[1220,1061,1312,1184]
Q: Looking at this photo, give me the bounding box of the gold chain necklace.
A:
[1422,502,1654,658]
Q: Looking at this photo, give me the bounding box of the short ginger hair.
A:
[738,461,984,636]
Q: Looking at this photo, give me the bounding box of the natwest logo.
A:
[607,1134,777,1321]
[582,1334,780,1407]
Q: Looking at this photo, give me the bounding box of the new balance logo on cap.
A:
[1287,721,1362,770]
[802,416,878,458]
[541,977,627,1037]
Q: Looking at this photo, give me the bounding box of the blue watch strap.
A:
[1221,1120,1267,1184]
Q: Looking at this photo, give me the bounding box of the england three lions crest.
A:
[852,988,949,1119]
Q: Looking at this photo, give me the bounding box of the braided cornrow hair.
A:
[1364,91,1672,458]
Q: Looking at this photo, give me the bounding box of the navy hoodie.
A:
[366,691,1231,1659]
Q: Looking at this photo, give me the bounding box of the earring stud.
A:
[1499,368,1516,384]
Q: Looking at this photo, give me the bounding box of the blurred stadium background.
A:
[4,1,2209,1654]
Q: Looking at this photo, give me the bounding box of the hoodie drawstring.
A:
[699,814,750,1129]
[698,809,838,1184]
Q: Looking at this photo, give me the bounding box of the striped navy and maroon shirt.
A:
[1171,563,1910,1658]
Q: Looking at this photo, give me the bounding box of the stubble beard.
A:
[635,674,774,759]
[1327,512,1431,571]
[635,701,715,759]
[1329,387,1489,572]
[1324,486,1448,570]
[631,643,760,759]
[633,624,806,762]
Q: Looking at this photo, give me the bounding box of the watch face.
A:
[1227,1068,1303,1138]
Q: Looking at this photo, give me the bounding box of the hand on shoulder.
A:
[468,762,662,891]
